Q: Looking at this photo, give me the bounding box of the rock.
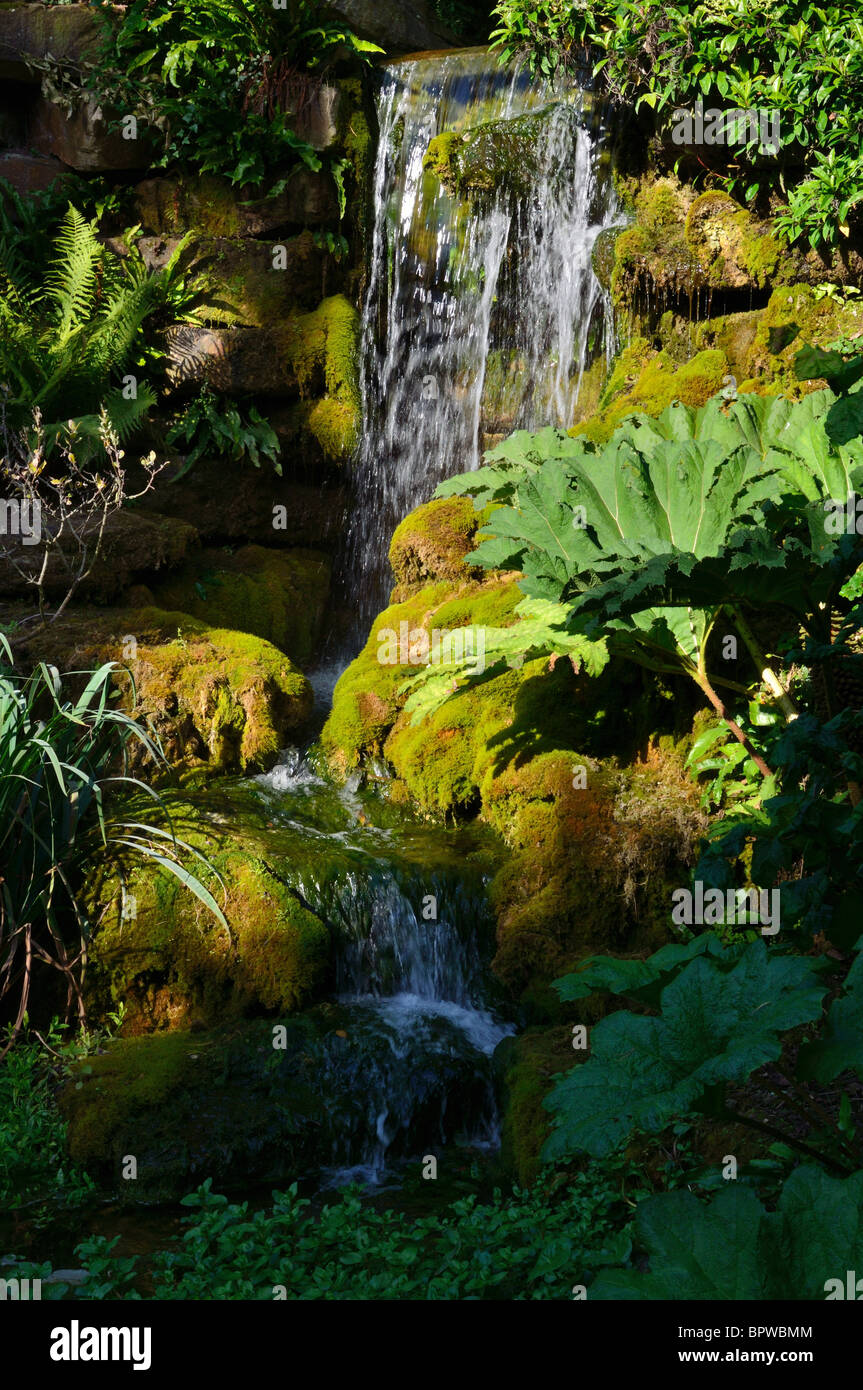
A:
[322,495,705,1003]
[133,171,340,238]
[132,228,336,328]
[0,511,198,604]
[16,606,314,779]
[287,83,343,151]
[162,324,291,394]
[322,0,455,53]
[149,545,331,666]
[81,792,336,1033]
[134,459,346,550]
[425,105,569,201]
[388,496,488,599]
[163,293,361,465]
[58,1022,333,1199]
[0,4,103,82]
[28,96,156,172]
[0,149,69,194]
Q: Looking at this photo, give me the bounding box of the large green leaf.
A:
[591,1166,863,1300]
[542,940,826,1161]
[798,951,863,1082]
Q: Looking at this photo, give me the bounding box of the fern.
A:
[0,205,196,460]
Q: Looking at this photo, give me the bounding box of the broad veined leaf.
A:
[798,950,863,1081]
[591,1167,863,1300]
[542,940,826,1161]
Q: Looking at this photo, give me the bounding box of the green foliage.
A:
[5,1157,661,1300]
[88,0,381,193]
[437,392,863,708]
[166,387,281,477]
[0,1021,95,1214]
[0,205,199,458]
[544,939,827,1161]
[0,634,227,1045]
[591,1165,863,1299]
[697,696,863,943]
[490,0,863,248]
[795,340,863,446]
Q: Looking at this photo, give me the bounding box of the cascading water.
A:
[340,47,623,637]
[248,754,513,1185]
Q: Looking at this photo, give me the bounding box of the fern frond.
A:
[102,383,157,440]
[46,205,102,340]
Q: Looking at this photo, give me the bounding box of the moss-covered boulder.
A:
[57,1021,333,1200]
[388,496,490,599]
[424,105,578,202]
[84,793,331,1031]
[322,495,705,1001]
[150,545,330,666]
[18,606,313,779]
[321,572,523,784]
[495,1025,577,1186]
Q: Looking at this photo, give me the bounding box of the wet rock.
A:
[0,3,103,81]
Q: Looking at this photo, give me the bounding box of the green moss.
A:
[23,605,313,780]
[497,1026,577,1185]
[570,345,729,443]
[85,794,331,1029]
[321,574,523,779]
[151,546,330,667]
[423,107,567,202]
[284,294,361,461]
[389,495,492,597]
[423,131,464,189]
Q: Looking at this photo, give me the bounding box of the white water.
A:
[252,749,513,1185]
[341,47,622,634]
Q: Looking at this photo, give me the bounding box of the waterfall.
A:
[253,759,513,1185]
[340,47,622,638]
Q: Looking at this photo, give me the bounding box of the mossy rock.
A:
[150,545,330,666]
[283,293,361,462]
[57,1020,332,1200]
[320,573,523,782]
[189,230,331,327]
[496,1025,577,1186]
[570,340,730,443]
[423,105,570,201]
[609,174,814,315]
[388,496,491,599]
[485,747,705,996]
[683,190,782,291]
[19,606,313,780]
[84,793,332,1030]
